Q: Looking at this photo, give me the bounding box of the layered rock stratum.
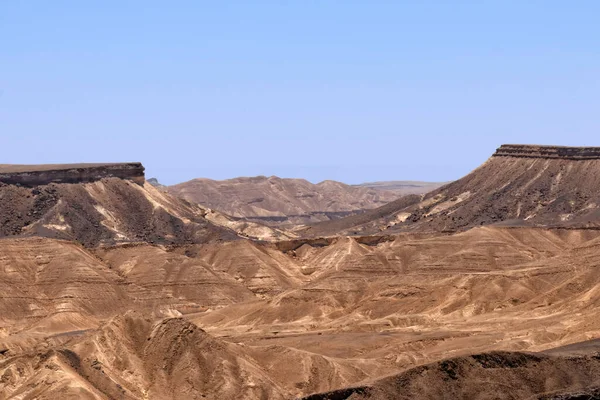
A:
[494,143,600,159]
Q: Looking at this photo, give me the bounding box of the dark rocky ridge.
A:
[494,144,600,160]
[0,163,145,186]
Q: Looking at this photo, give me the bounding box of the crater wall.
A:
[0,163,145,186]
[494,144,600,160]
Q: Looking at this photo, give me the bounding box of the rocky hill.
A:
[303,144,600,237]
[0,163,290,246]
[167,176,400,226]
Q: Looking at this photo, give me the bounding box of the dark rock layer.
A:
[0,163,145,186]
[494,144,600,160]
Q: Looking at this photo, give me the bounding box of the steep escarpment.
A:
[494,144,600,159]
[0,163,145,186]
[303,144,600,236]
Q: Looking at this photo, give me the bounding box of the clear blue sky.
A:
[1,1,599,185]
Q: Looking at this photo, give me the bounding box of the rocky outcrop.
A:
[494,144,600,160]
[0,163,145,186]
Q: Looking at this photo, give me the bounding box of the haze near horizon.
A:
[2,1,599,184]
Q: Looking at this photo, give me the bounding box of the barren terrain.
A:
[2,147,600,399]
[3,226,600,398]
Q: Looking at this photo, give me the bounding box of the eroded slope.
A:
[0,312,287,400]
[303,144,600,237]
[0,177,292,246]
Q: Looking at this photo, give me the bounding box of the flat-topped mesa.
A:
[0,163,145,186]
[494,144,600,160]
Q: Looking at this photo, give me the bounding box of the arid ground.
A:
[1,146,600,399]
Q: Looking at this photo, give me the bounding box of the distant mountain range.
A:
[354,180,447,195]
[166,176,444,226]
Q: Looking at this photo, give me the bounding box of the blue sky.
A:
[1,1,599,184]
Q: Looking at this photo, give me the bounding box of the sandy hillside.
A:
[303,144,600,237]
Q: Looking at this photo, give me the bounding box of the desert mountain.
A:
[303,144,600,237]
[0,163,291,245]
[167,175,401,225]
